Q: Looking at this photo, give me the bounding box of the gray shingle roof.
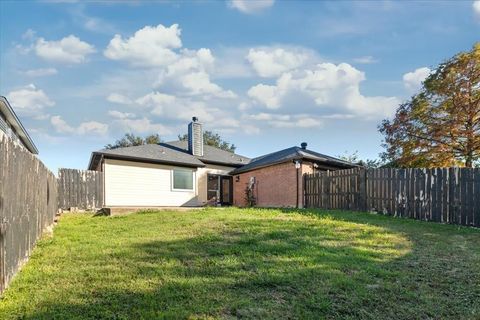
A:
[88,141,250,170]
[230,146,357,175]
[162,140,250,166]
[88,144,205,169]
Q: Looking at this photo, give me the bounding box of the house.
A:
[230,143,357,208]
[88,117,356,208]
[0,96,38,154]
[88,117,250,207]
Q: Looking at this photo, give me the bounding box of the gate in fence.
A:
[58,169,104,210]
[304,167,480,227]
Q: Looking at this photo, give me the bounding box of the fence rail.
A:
[0,132,58,293]
[304,167,480,227]
[58,168,103,210]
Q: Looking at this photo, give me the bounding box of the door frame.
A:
[206,174,233,206]
[220,176,233,206]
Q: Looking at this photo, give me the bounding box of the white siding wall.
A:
[104,159,199,207]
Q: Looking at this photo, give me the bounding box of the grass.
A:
[0,208,479,319]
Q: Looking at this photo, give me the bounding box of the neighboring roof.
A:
[88,141,250,170]
[162,140,250,167]
[230,146,357,175]
[0,96,38,154]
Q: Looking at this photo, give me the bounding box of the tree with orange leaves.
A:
[380,43,480,168]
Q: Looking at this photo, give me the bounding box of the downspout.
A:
[296,167,299,208]
[101,156,105,208]
[294,160,301,208]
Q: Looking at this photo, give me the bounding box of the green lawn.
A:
[1,208,479,319]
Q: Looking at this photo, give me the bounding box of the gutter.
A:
[0,96,38,154]
[200,159,246,168]
[92,153,206,169]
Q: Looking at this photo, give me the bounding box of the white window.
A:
[172,168,194,191]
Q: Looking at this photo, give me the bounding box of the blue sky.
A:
[0,0,479,172]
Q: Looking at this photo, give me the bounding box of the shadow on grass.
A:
[14,208,480,319]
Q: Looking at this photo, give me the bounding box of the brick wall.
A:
[233,161,315,208]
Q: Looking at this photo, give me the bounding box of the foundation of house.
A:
[101,206,205,216]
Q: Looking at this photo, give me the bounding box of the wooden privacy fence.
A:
[58,168,104,210]
[304,167,480,227]
[0,132,58,294]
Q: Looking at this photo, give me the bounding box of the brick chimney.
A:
[188,117,203,156]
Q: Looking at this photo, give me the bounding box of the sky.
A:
[0,0,479,173]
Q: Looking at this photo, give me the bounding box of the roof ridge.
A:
[97,143,163,152]
[164,140,250,159]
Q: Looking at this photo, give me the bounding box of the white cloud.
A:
[246,47,313,77]
[135,91,176,109]
[154,48,236,98]
[70,5,118,35]
[352,56,378,64]
[124,91,249,134]
[51,115,108,135]
[77,121,109,135]
[247,84,280,109]
[248,62,399,119]
[6,84,55,116]
[23,68,58,77]
[474,1,480,19]
[107,93,133,105]
[108,110,136,119]
[135,91,219,123]
[228,0,274,14]
[35,35,96,64]
[212,47,255,79]
[104,24,181,67]
[50,115,75,133]
[403,67,430,93]
[179,71,236,98]
[272,117,322,128]
[244,113,322,128]
[247,112,290,121]
[105,24,235,99]
[22,29,37,41]
[112,117,172,135]
[320,113,355,119]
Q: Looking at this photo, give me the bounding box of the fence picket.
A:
[0,133,58,294]
[304,166,479,227]
[57,169,104,210]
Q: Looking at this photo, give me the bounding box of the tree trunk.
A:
[466,157,473,168]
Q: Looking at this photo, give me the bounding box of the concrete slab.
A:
[102,206,204,216]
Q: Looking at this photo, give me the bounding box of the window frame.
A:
[171,168,195,192]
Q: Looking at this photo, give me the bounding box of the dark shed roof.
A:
[230,146,357,175]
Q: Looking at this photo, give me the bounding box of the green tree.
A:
[337,151,383,168]
[178,130,236,152]
[380,43,480,168]
[105,133,162,149]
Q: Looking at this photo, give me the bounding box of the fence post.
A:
[304,174,308,208]
[358,168,367,211]
[0,219,6,293]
